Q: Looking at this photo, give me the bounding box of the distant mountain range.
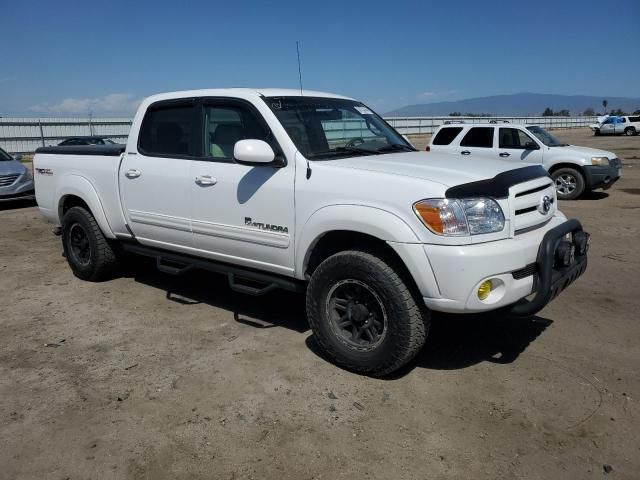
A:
[385,93,640,116]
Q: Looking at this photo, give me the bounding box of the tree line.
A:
[542,100,640,117]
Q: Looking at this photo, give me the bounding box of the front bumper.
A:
[421,217,588,314]
[584,160,621,191]
[0,172,35,202]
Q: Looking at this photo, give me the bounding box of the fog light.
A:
[573,231,590,255]
[477,280,492,300]
[555,241,575,267]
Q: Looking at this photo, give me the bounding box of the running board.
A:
[121,243,304,295]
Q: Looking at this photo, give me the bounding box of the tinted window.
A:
[433,127,463,145]
[499,128,536,149]
[139,103,196,156]
[460,127,494,148]
[629,116,640,122]
[204,105,270,160]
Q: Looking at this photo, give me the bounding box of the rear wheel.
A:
[306,249,428,376]
[552,167,585,200]
[61,206,120,281]
[625,127,636,136]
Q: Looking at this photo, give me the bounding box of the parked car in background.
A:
[589,115,640,136]
[427,122,622,200]
[0,147,35,202]
[58,136,118,146]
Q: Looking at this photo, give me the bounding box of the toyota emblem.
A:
[538,195,552,214]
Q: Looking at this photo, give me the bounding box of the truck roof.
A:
[144,88,354,104]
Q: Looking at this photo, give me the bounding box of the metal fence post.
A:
[38,119,45,147]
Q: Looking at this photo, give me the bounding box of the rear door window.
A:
[460,127,494,148]
[139,101,198,157]
[432,127,463,145]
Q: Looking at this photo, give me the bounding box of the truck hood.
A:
[0,159,27,175]
[561,145,617,159]
[323,151,525,188]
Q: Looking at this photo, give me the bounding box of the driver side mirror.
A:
[233,139,284,167]
[524,141,540,150]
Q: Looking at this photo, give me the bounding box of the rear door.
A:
[189,99,295,275]
[456,127,496,159]
[496,127,544,164]
[119,99,198,250]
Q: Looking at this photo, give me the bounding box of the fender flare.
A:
[295,204,420,277]
[56,174,116,239]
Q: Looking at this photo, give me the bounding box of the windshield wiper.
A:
[376,143,416,153]
[334,146,382,155]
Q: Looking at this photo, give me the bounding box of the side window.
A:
[139,103,196,156]
[433,127,463,145]
[460,127,494,148]
[629,116,640,122]
[204,105,270,160]
[499,128,535,149]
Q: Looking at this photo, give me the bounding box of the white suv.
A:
[590,115,640,136]
[427,122,622,200]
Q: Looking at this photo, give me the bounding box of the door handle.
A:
[499,152,511,157]
[125,169,141,179]
[460,150,471,155]
[195,175,217,186]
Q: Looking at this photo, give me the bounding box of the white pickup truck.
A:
[427,122,622,200]
[34,88,589,376]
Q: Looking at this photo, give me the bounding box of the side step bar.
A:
[121,242,305,296]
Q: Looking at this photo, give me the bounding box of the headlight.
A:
[413,197,505,236]
[591,156,609,166]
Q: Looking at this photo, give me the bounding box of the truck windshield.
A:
[264,96,415,159]
[0,148,13,161]
[526,126,569,147]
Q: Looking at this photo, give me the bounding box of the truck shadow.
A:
[127,258,552,374]
[0,199,37,212]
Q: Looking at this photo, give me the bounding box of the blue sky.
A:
[2,0,639,116]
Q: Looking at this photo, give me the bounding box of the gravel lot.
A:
[1,128,639,479]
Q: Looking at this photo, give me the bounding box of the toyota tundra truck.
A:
[33,88,590,376]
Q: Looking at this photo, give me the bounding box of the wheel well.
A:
[304,230,420,292]
[548,163,585,177]
[59,195,91,221]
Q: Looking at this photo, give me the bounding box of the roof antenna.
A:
[296,41,304,96]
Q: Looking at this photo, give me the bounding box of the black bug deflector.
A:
[509,219,588,317]
[445,165,549,199]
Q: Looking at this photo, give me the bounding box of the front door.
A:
[119,99,198,251]
[496,127,544,164]
[190,100,296,276]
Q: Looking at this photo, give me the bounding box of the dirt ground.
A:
[1,128,639,479]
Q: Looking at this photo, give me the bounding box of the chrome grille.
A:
[0,174,20,187]
[509,177,556,234]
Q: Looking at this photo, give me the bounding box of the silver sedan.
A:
[0,148,35,202]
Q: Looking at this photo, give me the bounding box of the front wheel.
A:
[552,167,585,200]
[61,206,121,281]
[306,250,428,376]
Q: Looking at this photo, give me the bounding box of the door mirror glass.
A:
[234,139,276,165]
[524,141,539,150]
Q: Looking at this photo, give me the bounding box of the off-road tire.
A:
[306,249,428,376]
[625,127,636,136]
[61,206,120,281]
[552,167,586,200]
